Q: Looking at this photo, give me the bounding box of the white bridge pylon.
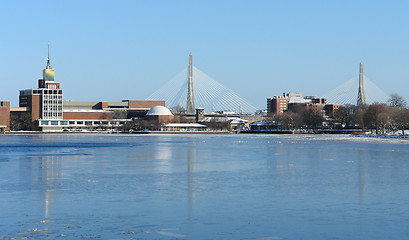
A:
[323,76,389,105]
[147,66,258,114]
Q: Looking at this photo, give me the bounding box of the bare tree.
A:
[205,119,230,131]
[274,111,301,130]
[363,103,390,134]
[10,112,37,131]
[336,104,357,128]
[390,108,409,135]
[388,93,407,108]
[112,110,128,119]
[171,105,186,114]
[123,118,160,131]
[300,109,323,130]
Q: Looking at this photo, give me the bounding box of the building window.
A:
[60,121,68,125]
[41,121,49,125]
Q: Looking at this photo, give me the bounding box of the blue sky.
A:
[1,0,408,108]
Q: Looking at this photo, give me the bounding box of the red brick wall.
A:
[19,94,40,122]
[145,115,179,125]
[127,100,165,109]
[63,111,113,120]
[47,82,60,89]
[101,102,108,109]
[31,95,41,122]
[324,104,342,117]
[0,101,10,131]
[267,97,289,116]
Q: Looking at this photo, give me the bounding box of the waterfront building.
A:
[19,49,63,127]
[161,123,206,132]
[0,101,10,132]
[324,104,342,118]
[267,93,290,116]
[198,116,249,130]
[144,105,180,126]
[17,48,167,132]
[267,92,339,117]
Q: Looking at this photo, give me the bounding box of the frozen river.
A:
[0,134,408,239]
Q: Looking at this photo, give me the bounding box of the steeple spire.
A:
[46,43,52,69]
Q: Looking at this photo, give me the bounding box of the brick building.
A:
[267,93,323,116]
[0,101,10,132]
[18,48,167,132]
[267,92,339,118]
[267,94,290,116]
[324,104,342,118]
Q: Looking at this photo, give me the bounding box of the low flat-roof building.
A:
[161,123,206,132]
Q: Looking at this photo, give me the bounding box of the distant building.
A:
[198,116,249,130]
[18,48,166,132]
[144,105,180,126]
[161,123,206,132]
[267,93,290,116]
[0,101,10,132]
[267,92,335,117]
[324,104,342,118]
[19,53,63,125]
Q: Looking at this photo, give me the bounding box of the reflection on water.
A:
[358,149,366,208]
[40,156,62,219]
[188,141,194,216]
[0,134,408,239]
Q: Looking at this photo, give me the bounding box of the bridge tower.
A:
[357,62,366,106]
[187,53,195,113]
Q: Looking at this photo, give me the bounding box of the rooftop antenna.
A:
[46,43,52,69]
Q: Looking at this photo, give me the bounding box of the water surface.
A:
[0,134,408,239]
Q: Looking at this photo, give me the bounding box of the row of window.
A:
[43,101,62,108]
[43,112,63,117]
[43,95,63,99]
[40,120,127,126]
[43,90,62,94]
[43,105,63,110]
[41,121,68,126]
[20,89,63,95]
[68,121,126,125]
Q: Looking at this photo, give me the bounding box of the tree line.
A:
[267,94,409,134]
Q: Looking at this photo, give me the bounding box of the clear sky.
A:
[1,0,408,109]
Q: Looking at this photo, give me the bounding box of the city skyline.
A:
[1,1,409,108]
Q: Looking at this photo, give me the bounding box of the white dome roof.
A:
[146,105,173,116]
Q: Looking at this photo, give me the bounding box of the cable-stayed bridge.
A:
[148,57,389,113]
[323,76,389,105]
[147,60,258,114]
